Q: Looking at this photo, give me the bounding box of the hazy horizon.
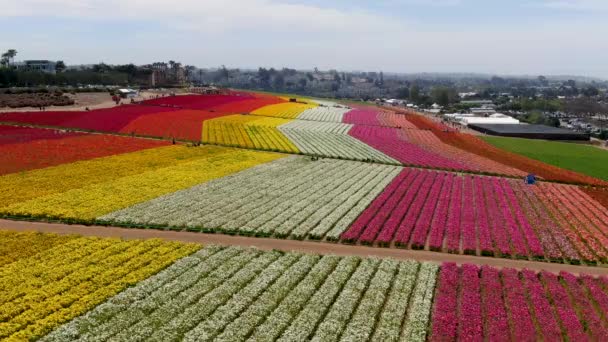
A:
[3,0,608,79]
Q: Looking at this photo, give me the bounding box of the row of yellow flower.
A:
[202,115,300,153]
[0,145,283,220]
[251,101,317,119]
[0,231,76,267]
[0,231,199,341]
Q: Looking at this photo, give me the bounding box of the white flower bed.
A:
[276,256,360,341]
[339,259,399,341]
[371,260,419,341]
[100,157,399,241]
[44,247,438,341]
[278,121,398,164]
[310,258,380,341]
[297,107,351,123]
[401,263,439,342]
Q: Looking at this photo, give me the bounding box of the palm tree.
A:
[2,49,17,66]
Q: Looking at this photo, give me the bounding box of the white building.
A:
[14,60,57,74]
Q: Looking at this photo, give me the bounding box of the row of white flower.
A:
[297,106,351,123]
[213,254,322,341]
[100,157,401,241]
[281,120,353,134]
[44,247,439,342]
[279,126,398,164]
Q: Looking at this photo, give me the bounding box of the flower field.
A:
[341,167,608,264]
[279,121,398,163]
[2,231,606,341]
[296,106,351,122]
[99,157,400,239]
[202,115,299,153]
[405,113,608,186]
[0,230,198,341]
[0,145,283,220]
[431,263,608,341]
[42,244,439,342]
[251,101,318,119]
[0,126,169,175]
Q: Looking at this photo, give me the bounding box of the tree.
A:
[582,86,599,97]
[272,73,285,90]
[1,49,17,66]
[538,75,548,86]
[55,60,66,73]
[257,68,271,88]
[395,87,409,100]
[431,86,450,107]
[409,84,421,104]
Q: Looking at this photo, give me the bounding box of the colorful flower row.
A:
[341,167,608,263]
[349,125,471,171]
[0,126,169,175]
[430,263,608,341]
[202,115,299,153]
[405,113,608,186]
[0,93,285,141]
[1,234,599,341]
[43,244,439,342]
[99,157,401,240]
[0,231,198,341]
[0,145,282,220]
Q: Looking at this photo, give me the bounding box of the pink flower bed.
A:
[431,264,605,341]
[349,125,471,171]
[340,169,566,260]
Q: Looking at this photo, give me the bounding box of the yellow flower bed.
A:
[202,115,299,153]
[251,102,317,119]
[0,145,234,208]
[0,231,77,267]
[1,146,282,220]
[0,231,199,341]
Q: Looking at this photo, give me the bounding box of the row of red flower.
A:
[0,125,169,176]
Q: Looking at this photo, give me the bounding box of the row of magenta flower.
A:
[341,168,608,263]
[431,263,608,341]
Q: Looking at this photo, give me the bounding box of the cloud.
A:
[529,0,608,10]
[2,0,607,77]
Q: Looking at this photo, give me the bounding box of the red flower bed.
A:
[406,114,607,186]
[119,109,233,141]
[582,187,608,210]
[209,95,285,114]
[139,94,248,110]
[0,105,179,132]
[0,125,84,145]
[0,128,169,175]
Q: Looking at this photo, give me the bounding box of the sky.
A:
[2,0,607,78]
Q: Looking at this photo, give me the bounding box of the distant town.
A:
[1,49,607,141]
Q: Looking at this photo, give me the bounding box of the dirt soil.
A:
[0,91,184,113]
[2,219,606,276]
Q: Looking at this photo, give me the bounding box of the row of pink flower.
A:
[430,263,608,341]
[341,169,547,259]
[399,129,526,177]
[349,125,471,171]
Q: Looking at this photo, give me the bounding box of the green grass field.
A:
[482,136,608,181]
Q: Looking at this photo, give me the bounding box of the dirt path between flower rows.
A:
[3,219,608,276]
